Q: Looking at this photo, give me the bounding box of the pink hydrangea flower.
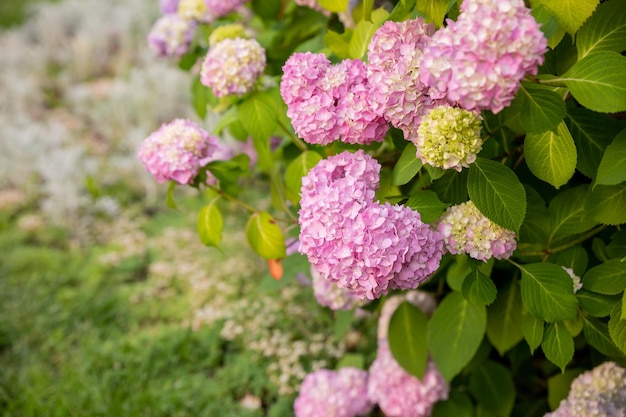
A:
[368,341,448,417]
[294,367,373,417]
[299,150,444,299]
[419,0,547,113]
[546,362,626,417]
[160,0,180,14]
[311,267,364,311]
[437,200,517,261]
[204,0,249,18]
[147,14,196,57]
[138,119,217,184]
[281,54,388,145]
[367,17,448,136]
[200,38,266,97]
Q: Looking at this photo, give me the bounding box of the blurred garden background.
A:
[0,1,358,415]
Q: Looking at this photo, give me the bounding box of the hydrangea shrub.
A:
[139,0,626,415]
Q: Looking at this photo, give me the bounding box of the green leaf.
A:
[432,169,468,205]
[548,185,598,241]
[392,143,423,186]
[405,191,448,224]
[388,301,429,379]
[166,182,178,210]
[245,211,286,259]
[197,199,223,248]
[541,322,574,372]
[609,301,626,355]
[561,51,626,113]
[582,314,625,358]
[323,29,353,59]
[525,122,577,189]
[191,75,216,119]
[362,0,374,21]
[336,353,364,369]
[432,392,474,417]
[531,0,599,35]
[462,269,497,307]
[532,5,561,42]
[212,106,240,135]
[547,369,585,410]
[285,151,323,206]
[586,184,626,225]
[487,281,524,355]
[518,82,566,134]
[348,8,388,59]
[468,158,526,233]
[416,0,450,28]
[522,312,544,354]
[318,0,348,12]
[576,0,626,60]
[238,91,279,172]
[582,259,626,295]
[519,263,579,322]
[333,309,355,341]
[446,254,471,292]
[596,128,626,187]
[519,185,551,244]
[577,290,620,317]
[565,107,624,179]
[468,361,515,417]
[428,291,486,381]
[549,245,589,278]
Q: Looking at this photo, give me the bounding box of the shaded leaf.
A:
[586,184,626,225]
[577,290,620,317]
[548,185,598,242]
[392,143,423,185]
[525,122,577,189]
[548,369,585,410]
[608,301,626,355]
[463,269,497,307]
[405,190,448,224]
[596,128,626,187]
[522,312,544,354]
[541,322,574,372]
[389,302,429,379]
[469,361,515,417]
[582,259,626,295]
[519,263,579,322]
[582,314,625,358]
[487,281,524,355]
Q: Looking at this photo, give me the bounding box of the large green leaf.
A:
[525,122,577,189]
[428,292,486,381]
[468,361,515,417]
[586,184,626,225]
[565,107,624,179]
[462,269,497,307]
[522,312,544,354]
[541,322,574,372]
[561,52,626,113]
[549,245,589,278]
[577,290,620,317]
[518,82,566,134]
[392,143,423,185]
[388,301,429,379]
[609,301,626,355]
[532,0,599,35]
[285,151,323,206]
[487,281,524,355]
[431,169,468,205]
[239,90,279,171]
[467,158,526,233]
[416,0,450,28]
[582,314,625,358]
[349,8,388,59]
[519,263,579,322]
[405,191,448,224]
[197,199,223,248]
[245,211,286,259]
[596,128,626,187]
[576,0,626,60]
[432,392,475,417]
[548,185,598,242]
[582,259,626,295]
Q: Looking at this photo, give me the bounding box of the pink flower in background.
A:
[204,0,249,18]
[311,265,364,311]
[299,151,444,299]
[294,368,373,417]
[159,0,180,14]
[367,17,448,136]
[200,38,266,97]
[437,200,517,261]
[138,119,217,184]
[419,0,547,113]
[147,14,196,57]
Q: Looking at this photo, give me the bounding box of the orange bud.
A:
[268,258,283,281]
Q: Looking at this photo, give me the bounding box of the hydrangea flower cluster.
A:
[208,23,248,47]
[147,14,196,57]
[299,150,444,299]
[415,105,483,171]
[419,0,547,113]
[367,17,448,138]
[205,0,250,18]
[437,201,516,261]
[177,0,211,21]
[562,267,583,294]
[200,37,266,97]
[294,367,373,417]
[310,267,363,311]
[280,53,388,145]
[138,119,217,185]
[546,362,626,417]
[160,0,180,14]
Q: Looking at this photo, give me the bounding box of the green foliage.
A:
[392,143,423,186]
[468,361,516,417]
[542,322,574,372]
[245,211,286,259]
[596,129,626,187]
[486,281,524,355]
[524,122,577,189]
[519,263,579,322]
[388,301,429,379]
[197,198,223,248]
[405,190,448,223]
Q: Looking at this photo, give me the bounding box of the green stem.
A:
[517,225,608,258]
[278,119,308,152]
[535,77,568,88]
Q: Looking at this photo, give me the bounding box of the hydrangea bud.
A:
[415,105,483,171]
[437,200,516,261]
[200,38,266,97]
[147,14,196,57]
[419,0,547,113]
[208,23,248,47]
[138,119,217,185]
[546,362,626,417]
[294,368,373,417]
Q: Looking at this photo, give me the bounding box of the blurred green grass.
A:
[0,0,60,28]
